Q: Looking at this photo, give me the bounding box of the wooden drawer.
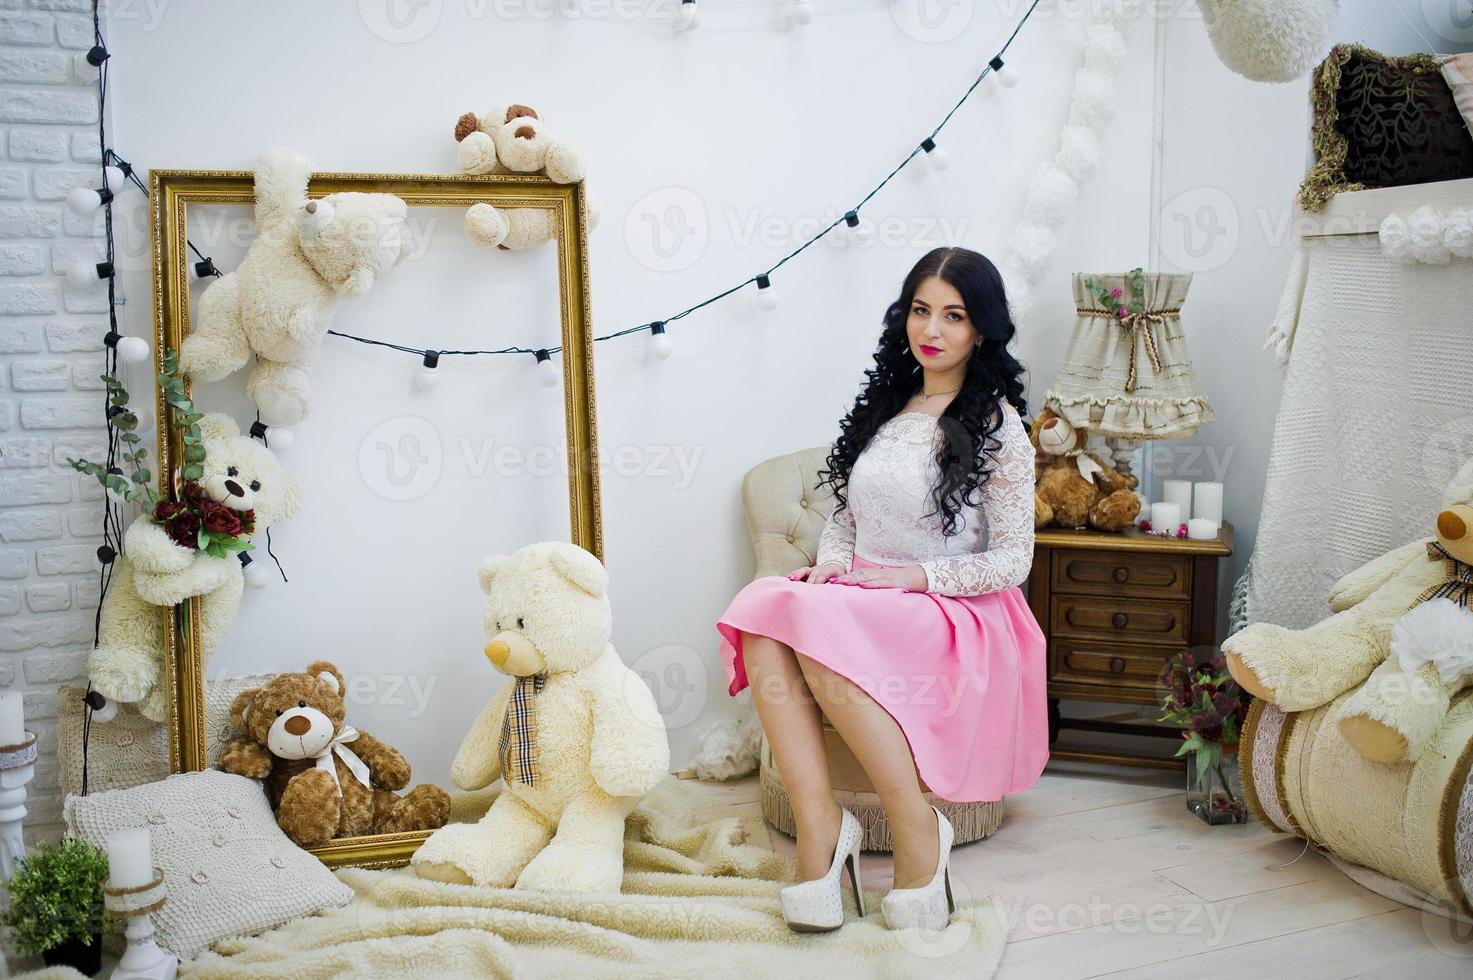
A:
[1050,594,1191,646]
[1051,549,1191,600]
[1048,638,1176,697]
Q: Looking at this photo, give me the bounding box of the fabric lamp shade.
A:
[1043,271,1214,440]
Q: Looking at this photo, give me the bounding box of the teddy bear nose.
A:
[513,125,535,140]
[283,715,311,736]
[224,479,245,497]
[485,640,510,667]
[1438,508,1468,541]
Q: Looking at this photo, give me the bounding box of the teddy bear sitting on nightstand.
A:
[412,541,669,893]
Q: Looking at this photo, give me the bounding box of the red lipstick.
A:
[919,345,942,356]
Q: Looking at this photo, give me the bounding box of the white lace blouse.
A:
[814,402,1036,597]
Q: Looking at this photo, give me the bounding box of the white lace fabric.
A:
[815,403,1035,597]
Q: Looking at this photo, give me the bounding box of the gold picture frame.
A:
[149,169,602,868]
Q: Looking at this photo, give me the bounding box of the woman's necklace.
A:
[919,386,960,405]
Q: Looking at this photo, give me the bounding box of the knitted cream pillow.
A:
[64,769,352,960]
[58,675,274,797]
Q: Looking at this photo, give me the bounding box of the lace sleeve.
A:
[918,406,1035,597]
[815,500,856,570]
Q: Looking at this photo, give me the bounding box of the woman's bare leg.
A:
[739,631,844,882]
[793,652,939,890]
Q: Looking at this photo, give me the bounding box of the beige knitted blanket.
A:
[160,776,1005,979]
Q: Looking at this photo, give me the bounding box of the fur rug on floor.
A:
[4,777,1006,979]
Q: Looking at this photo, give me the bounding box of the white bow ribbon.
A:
[311,725,372,792]
[1063,448,1107,485]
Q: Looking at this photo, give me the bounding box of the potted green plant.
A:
[1,836,110,973]
[1158,648,1250,825]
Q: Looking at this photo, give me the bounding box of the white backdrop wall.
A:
[95,0,1462,778]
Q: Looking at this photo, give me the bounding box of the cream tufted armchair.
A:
[740,447,1005,851]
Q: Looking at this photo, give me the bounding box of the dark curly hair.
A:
[817,247,1028,538]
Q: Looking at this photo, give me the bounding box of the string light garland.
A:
[86,0,1044,386]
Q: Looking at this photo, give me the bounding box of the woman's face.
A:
[906,275,977,374]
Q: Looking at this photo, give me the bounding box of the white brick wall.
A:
[0,0,109,842]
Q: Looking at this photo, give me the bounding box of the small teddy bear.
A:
[219,660,451,848]
[1030,408,1140,532]
[1225,456,1473,764]
[88,413,301,723]
[452,103,600,250]
[412,542,669,893]
[180,147,410,424]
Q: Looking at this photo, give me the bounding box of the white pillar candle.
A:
[1149,502,1181,532]
[105,827,154,889]
[0,692,22,746]
[1193,482,1224,524]
[1162,479,1192,515]
[1187,518,1219,541]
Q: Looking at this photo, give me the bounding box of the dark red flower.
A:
[1190,714,1224,741]
[202,506,243,536]
[163,512,200,549]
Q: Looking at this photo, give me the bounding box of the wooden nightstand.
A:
[1025,522,1234,769]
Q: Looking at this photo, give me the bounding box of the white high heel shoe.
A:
[880,805,956,931]
[780,806,866,932]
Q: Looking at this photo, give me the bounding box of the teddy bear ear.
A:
[306,660,344,697]
[196,412,240,443]
[478,555,510,595]
[454,112,480,142]
[228,688,259,732]
[549,544,608,598]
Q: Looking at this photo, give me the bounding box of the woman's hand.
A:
[832,565,929,592]
[788,562,848,584]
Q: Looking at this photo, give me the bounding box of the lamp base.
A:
[110,915,176,980]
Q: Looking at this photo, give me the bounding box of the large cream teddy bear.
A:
[179,147,410,424]
[453,103,599,250]
[88,413,301,722]
[412,542,669,893]
[1224,456,1473,764]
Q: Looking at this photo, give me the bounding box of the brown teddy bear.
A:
[1030,408,1141,532]
[219,660,451,847]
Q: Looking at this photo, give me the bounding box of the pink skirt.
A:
[715,553,1049,803]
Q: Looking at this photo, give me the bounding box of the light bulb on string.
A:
[85,45,109,67]
[674,0,700,31]
[249,420,294,452]
[791,0,814,25]
[844,210,872,245]
[95,261,114,281]
[649,321,672,359]
[990,55,1020,88]
[102,166,126,194]
[193,257,217,279]
[415,350,442,390]
[920,137,951,171]
[104,330,149,365]
[535,349,560,388]
[66,185,112,217]
[240,551,271,589]
[755,273,780,311]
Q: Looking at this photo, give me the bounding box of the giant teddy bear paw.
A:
[88,646,159,708]
[515,839,623,894]
[456,130,499,175]
[1222,621,1372,712]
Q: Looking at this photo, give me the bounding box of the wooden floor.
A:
[682,757,1472,978]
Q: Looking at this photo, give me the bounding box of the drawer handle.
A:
[1112,566,1129,583]
[1109,657,1125,674]
[1111,612,1128,629]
